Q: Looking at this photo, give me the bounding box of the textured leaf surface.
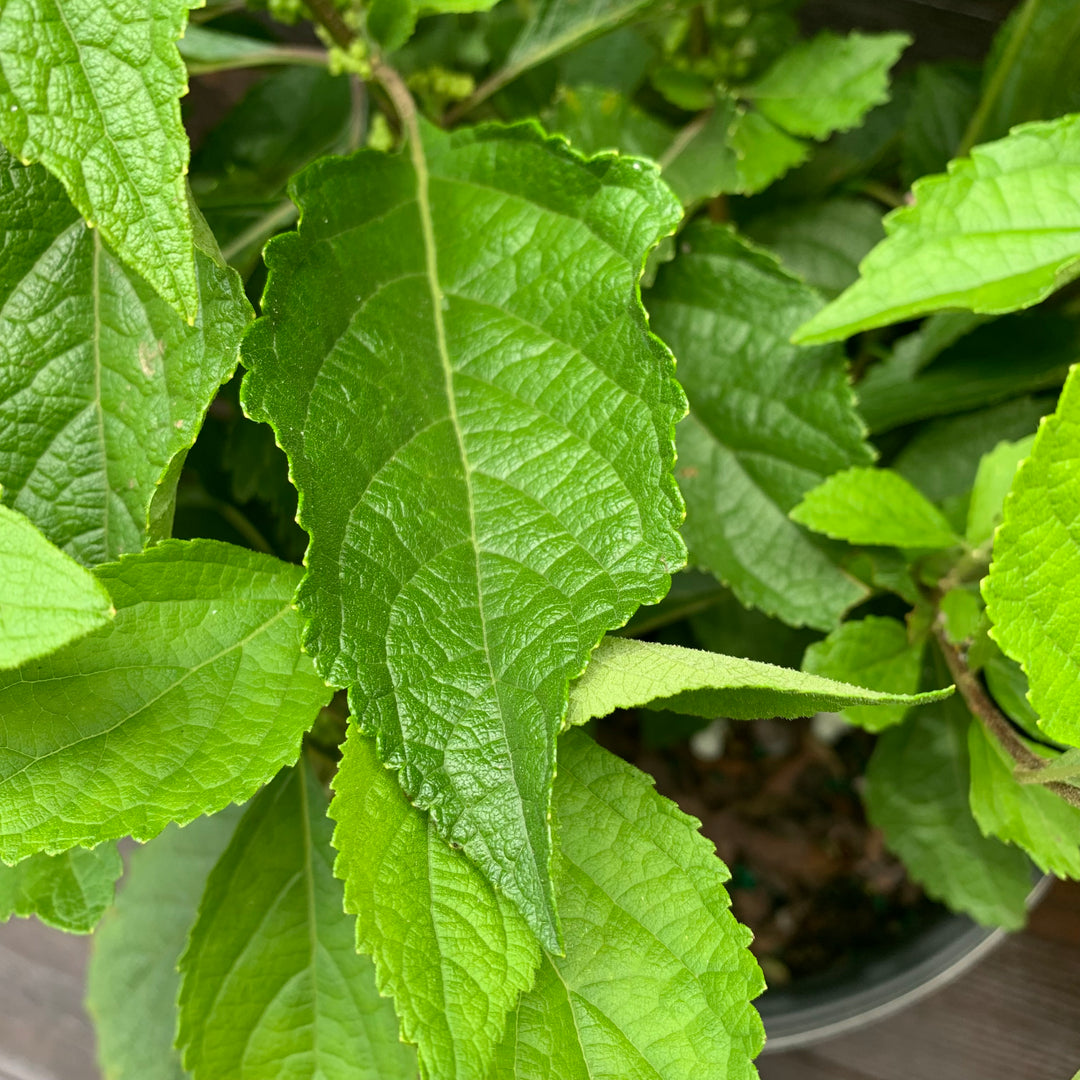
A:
[747,31,909,140]
[0,843,120,932]
[968,720,1080,878]
[87,811,242,1080]
[178,761,413,1080]
[802,616,925,732]
[242,122,685,946]
[966,436,1035,547]
[791,467,959,549]
[647,222,871,630]
[490,730,764,1080]
[865,700,1032,929]
[332,733,539,1080]
[0,540,332,862]
[985,365,1080,746]
[795,114,1080,344]
[0,503,112,667]
[0,150,251,566]
[565,635,949,727]
[0,0,199,317]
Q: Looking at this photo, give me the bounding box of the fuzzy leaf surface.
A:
[0,0,200,317]
[985,364,1080,746]
[87,811,242,1080]
[0,539,332,862]
[564,635,949,727]
[0,503,113,667]
[242,122,685,946]
[0,843,121,933]
[0,150,250,566]
[795,114,1080,344]
[332,733,539,1080]
[647,222,871,629]
[178,761,413,1080]
[791,467,959,549]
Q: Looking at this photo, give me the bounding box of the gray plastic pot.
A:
[757,874,1052,1052]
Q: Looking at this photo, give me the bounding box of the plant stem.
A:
[934,623,1080,808]
[305,0,355,49]
[176,487,276,555]
[221,199,299,266]
[855,179,906,210]
[955,0,1041,157]
[185,44,329,76]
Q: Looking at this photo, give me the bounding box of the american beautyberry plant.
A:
[0,0,1078,1076]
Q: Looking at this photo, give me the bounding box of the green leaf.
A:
[564,635,950,727]
[87,811,242,1080]
[546,83,669,160]
[746,31,910,141]
[0,503,113,668]
[727,108,810,193]
[968,719,1080,878]
[966,435,1036,547]
[794,114,1080,345]
[178,761,414,1080]
[791,467,960,549]
[490,730,765,1080]
[1018,747,1080,786]
[0,0,200,317]
[646,223,871,630]
[982,648,1042,738]
[331,732,540,1080]
[901,63,980,185]
[865,699,1032,929]
[0,539,332,863]
[940,588,985,645]
[985,364,1080,747]
[0,150,251,566]
[659,100,739,204]
[0,844,120,933]
[177,25,327,74]
[802,616,925,732]
[241,121,685,948]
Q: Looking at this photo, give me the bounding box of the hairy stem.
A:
[305,0,355,49]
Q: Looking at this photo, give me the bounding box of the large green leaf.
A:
[332,733,540,1080]
[646,223,871,630]
[0,503,113,668]
[865,700,1032,929]
[985,364,1080,747]
[87,810,242,1080]
[0,540,332,862]
[795,114,1080,345]
[178,761,414,1080]
[241,121,685,947]
[0,844,120,933]
[0,150,251,566]
[0,0,200,317]
[564,635,950,727]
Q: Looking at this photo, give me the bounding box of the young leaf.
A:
[968,720,1080,878]
[0,844,121,933]
[0,0,200,317]
[966,436,1035,547]
[791,467,960,549]
[241,122,685,947]
[0,150,251,566]
[331,733,540,1080]
[0,503,113,668]
[646,223,872,630]
[0,539,332,863]
[88,811,242,1080]
[985,364,1080,746]
[802,616,925,732]
[564,635,950,727]
[795,114,1080,344]
[745,31,910,140]
[865,699,1032,929]
[178,761,414,1080]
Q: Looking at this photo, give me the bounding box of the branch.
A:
[305,0,355,49]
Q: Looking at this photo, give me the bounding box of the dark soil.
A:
[595,713,942,988]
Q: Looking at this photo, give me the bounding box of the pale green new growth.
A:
[178,761,414,1080]
[0,540,332,862]
[0,503,113,667]
[242,122,685,948]
[986,365,1080,747]
[791,467,960,549]
[966,436,1035,547]
[0,844,121,933]
[0,0,200,317]
[565,635,950,728]
[795,114,1080,344]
